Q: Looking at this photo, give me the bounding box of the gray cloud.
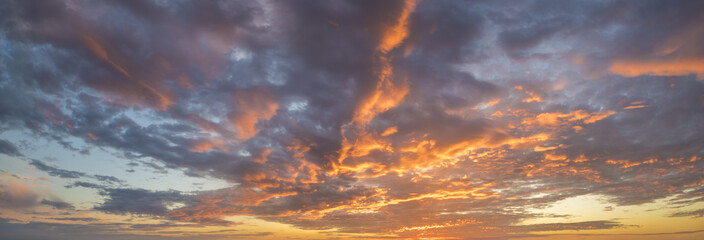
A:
[47,217,99,222]
[40,199,75,210]
[30,159,86,179]
[669,208,704,218]
[0,139,22,156]
[94,188,192,216]
[29,159,125,185]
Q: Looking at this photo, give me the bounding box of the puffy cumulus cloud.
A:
[0,0,703,239]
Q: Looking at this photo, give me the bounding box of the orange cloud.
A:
[298,182,495,219]
[341,132,393,161]
[352,0,418,124]
[87,133,98,141]
[230,88,279,140]
[394,135,509,172]
[522,91,542,103]
[337,0,419,170]
[609,21,704,80]
[534,145,559,152]
[521,110,616,126]
[376,0,419,54]
[623,105,648,110]
[0,177,41,208]
[190,139,227,153]
[81,35,131,79]
[381,126,398,136]
[610,58,704,80]
[504,133,553,150]
[396,219,480,233]
[81,34,174,111]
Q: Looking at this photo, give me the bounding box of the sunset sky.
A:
[1,0,704,239]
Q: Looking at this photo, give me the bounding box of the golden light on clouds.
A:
[610,59,704,80]
[1,1,703,240]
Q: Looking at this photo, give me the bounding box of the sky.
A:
[0,0,703,239]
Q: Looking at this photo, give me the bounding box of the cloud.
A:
[669,208,704,218]
[40,199,75,210]
[506,220,624,232]
[29,159,86,179]
[0,217,242,240]
[0,139,22,156]
[0,0,703,239]
[47,217,99,222]
[230,87,279,140]
[520,110,616,127]
[29,159,124,185]
[610,59,704,80]
[0,179,40,208]
[94,188,191,216]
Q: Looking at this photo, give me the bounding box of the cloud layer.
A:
[1,0,703,239]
